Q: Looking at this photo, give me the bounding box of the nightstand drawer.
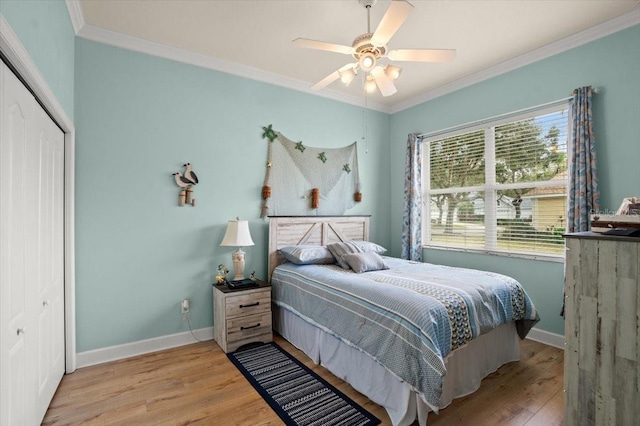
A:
[227,312,272,343]
[225,291,270,318]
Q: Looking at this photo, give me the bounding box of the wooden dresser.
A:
[212,279,272,353]
[564,232,639,425]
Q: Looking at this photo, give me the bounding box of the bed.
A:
[268,216,539,426]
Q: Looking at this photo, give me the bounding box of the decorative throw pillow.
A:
[343,252,390,273]
[327,241,365,269]
[350,241,387,255]
[278,245,335,265]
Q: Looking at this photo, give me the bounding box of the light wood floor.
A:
[43,335,564,425]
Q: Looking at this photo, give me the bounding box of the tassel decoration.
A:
[262,185,271,199]
[311,188,320,209]
[354,191,362,202]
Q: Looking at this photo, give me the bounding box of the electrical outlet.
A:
[181,299,190,314]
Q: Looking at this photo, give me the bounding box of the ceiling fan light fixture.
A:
[339,67,357,86]
[384,64,402,80]
[295,0,456,96]
[359,52,377,71]
[364,75,377,94]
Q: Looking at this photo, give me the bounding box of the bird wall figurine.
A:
[173,163,199,207]
[173,172,195,188]
[183,163,199,184]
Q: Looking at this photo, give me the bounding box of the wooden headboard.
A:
[268,216,370,282]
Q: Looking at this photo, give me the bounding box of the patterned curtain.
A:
[567,86,600,232]
[401,133,423,261]
[562,86,601,318]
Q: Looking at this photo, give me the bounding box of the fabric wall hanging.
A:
[260,126,361,218]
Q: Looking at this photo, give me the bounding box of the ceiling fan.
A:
[293,0,456,97]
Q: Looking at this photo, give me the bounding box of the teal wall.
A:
[74,39,391,352]
[390,25,640,336]
[0,0,75,120]
[4,0,638,350]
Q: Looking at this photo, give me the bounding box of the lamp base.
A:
[231,248,246,281]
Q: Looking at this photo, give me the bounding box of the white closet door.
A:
[1,59,35,426]
[33,95,65,422]
[0,61,65,425]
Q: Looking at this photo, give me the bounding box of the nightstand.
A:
[212,279,272,353]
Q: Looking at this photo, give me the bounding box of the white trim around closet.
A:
[0,15,77,373]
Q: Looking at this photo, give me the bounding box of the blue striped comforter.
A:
[271,257,539,412]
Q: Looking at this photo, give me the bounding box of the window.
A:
[423,104,569,258]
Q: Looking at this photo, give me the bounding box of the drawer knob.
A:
[239,302,259,308]
[240,323,261,330]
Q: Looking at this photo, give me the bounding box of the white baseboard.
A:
[526,327,564,349]
[76,327,214,368]
[76,325,561,368]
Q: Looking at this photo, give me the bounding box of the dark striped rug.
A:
[227,342,381,426]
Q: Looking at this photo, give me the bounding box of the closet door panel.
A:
[33,100,65,421]
[0,61,36,426]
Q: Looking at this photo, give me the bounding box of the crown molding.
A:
[65,0,85,35]
[391,9,640,113]
[67,3,637,115]
[76,23,391,113]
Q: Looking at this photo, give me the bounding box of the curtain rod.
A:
[418,86,599,140]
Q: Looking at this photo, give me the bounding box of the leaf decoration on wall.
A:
[318,152,327,163]
[261,124,277,142]
[295,141,306,152]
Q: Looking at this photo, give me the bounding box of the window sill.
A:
[423,245,565,263]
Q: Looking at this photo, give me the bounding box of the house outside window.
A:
[422,104,569,259]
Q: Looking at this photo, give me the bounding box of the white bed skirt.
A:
[273,305,520,426]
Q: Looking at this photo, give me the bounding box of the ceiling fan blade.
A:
[310,70,341,91]
[292,38,354,55]
[388,49,457,62]
[370,66,397,97]
[371,0,414,47]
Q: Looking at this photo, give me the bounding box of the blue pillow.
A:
[343,252,390,273]
[327,241,365,269]
[327,241,388,269]
[278,245,335,265]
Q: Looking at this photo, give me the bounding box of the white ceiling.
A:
[77,0,639,111]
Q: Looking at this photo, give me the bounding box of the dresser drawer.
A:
[227,312,272,343]
[225,290,271,318]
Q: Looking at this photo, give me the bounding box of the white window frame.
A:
[422,102,570,262]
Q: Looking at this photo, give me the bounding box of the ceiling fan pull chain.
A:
[362,78,369,154]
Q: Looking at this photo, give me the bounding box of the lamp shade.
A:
[339,67,357,86]
[364,75,377,94]
[220,219,254,247]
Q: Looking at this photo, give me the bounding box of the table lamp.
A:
[220,217,254,281]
